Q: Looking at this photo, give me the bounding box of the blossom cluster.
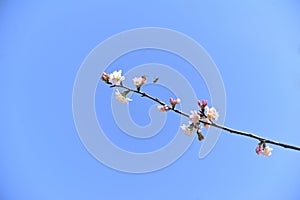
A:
[133,76,146,91]
[256,142,273,156]
[102,70,125,85]
[101,69,274,157]
[101,70,147,103]
[180,100,219,141]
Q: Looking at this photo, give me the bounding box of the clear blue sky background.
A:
[1,1,300,200]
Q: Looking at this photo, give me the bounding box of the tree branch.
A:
[110,84,300,152]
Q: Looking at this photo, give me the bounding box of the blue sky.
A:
[1,1,300,200]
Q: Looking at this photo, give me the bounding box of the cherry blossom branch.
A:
[111,83,300,151]
[102,70,300,156]
[110,84,190,118]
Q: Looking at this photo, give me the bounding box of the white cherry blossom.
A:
[189,110,200,124]
[115,89,132,103]
[180,124,193,136]
[109,70,125,85]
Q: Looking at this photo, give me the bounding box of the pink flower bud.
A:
[201,100,207,107]
[170,98,181,108]
[197,100,201,106]
[255,144,262,155]
[175,98,181,104]
[163,105,170,111]
[170,98,181,107]
[101,72,110,82]
[197,99,208,109]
